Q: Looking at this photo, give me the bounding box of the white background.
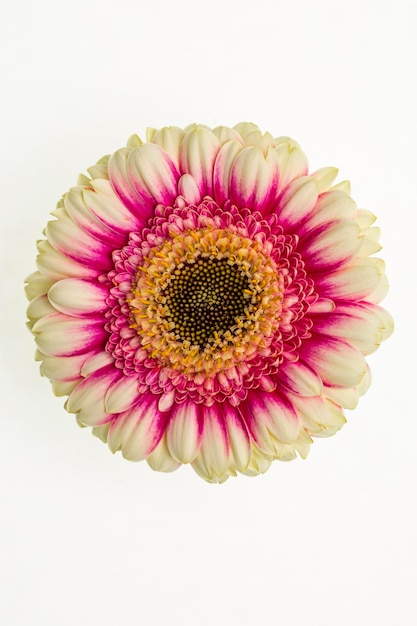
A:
[1,1,415,624]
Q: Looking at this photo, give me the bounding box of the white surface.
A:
[1,1,415,624]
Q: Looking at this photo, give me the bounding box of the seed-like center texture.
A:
[162,257,251,347]
[129,227,283,376]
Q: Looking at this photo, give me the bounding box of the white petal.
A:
[36,240,98,280]
[278,176,318,227]
[48,278,108,316]
[108,395,165,461]
[302,190,356,231]
[146,435,181,472]
[27,294,55,324]
[80,351,115,376]
[147,126,185,168]
[180,127,220,196]
[40,352,92,382]
[166,400,203,463]
[274,141,308,190]
[301,221,361,269]
[310,167,339,192]
[127,143,179,206]
[229,145,279,212]
[191,405,230,481]
[324,385,359,409]
[178,173,201,204]
[104,375,140,413]
[83,179,141,233]
[25,271,54,301]
[301,336,366,387]
[279,360,323,396]
[32,312,105,357]
[316,258,387,301]
[66,367,120,426]
[213,139,243,205]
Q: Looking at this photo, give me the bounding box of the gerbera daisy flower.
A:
[25,123,393,482]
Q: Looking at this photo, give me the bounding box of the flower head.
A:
[26,123,393,482]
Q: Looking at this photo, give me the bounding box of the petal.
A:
[66,366,121,426]
[178,173,201,204]
[166,400,203,463]
[108,147,144,215]
[241,390,300,449]
[290,394,346,437]
[223,403,251,471]
[315,258,387,301]
[274,140,308,190]
[180,127,220,197]
[83,179,141,233]
[45,208,112,269]
[228,145,280,213]
[300,336,367,388]
[32,312,106,357]
[39,352,94,382]
[80,351,115,376]
[213,139,243,206]
[310,167,339,192]
[27,294,55,326]
[212,125,244,146]
[25,271,54,301]
[301,189,356,232]
[146,434,181,473]
[36,240,99,280]
[312,302,394,355]
[104,375,140,413]
[127,143,180,208]
[48,278,108,316]
[64,186,123,245]
[279,360,323,396]
[300,221,362,270]
[108,393,166,461]
[146,126,185,168]
[324,385,359,410]
[191,404,230,482]
[277,176,319,228]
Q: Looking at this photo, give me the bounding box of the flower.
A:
[25,123,393,482]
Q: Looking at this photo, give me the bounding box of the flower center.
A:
[129,227,283,376]
[162,257,251,347]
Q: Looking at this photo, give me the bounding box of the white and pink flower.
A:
[26,123,393,482]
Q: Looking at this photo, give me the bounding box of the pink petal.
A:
[299,220,361,270]
[213,139,243,206]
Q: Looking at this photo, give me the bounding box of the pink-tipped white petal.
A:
[36,240,98,280]
[274,140,308,190]
[178,173,201,204]
[108,147,144,215]
[32,312,105,357]
[147,126,185,168]
[146,435,181,473]
[104,375,140,413]
[228,145,279,213]
[45,208,111,269]
[83,179,141,233]
[213,139,243,205]
[278,176,319,227]
[315,258,387,301]
[48,278,108,316]
[224,404,251,471]
[127,143,180,208]
[192,405,230,482]
[167,400,203,463]
[302,190,356,232]
[39,352,93,382]
[300,221,361,270]
[180,127,220,197]
[310,167,339,192]
[300,336,366,388]
[66,367,120,426]
[279,360,323,396]
[108,394,166,461]
[312,302,394,355]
